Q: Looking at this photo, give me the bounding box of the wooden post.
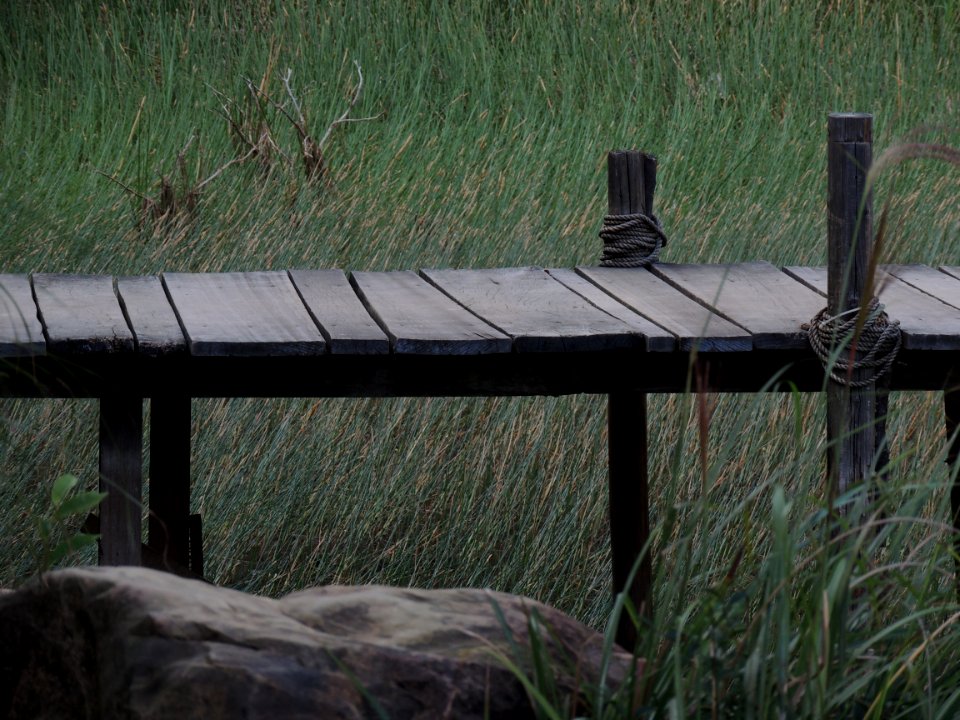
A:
[148,394,194,572]
[944,381,960,594]
[826,113,877,507]
[607,150,654,648]
[99,394,143,566]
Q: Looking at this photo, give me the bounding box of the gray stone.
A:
[0,567,634,719]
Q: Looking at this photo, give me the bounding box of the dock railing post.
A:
[825,112,878,509]
[99,393,143,566]
[606,150,655,648]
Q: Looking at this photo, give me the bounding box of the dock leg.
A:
[148,395,194,573]
[944,386,960,595]
[99,394,143,566]
[608,390,652,649]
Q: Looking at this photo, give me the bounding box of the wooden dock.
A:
[3,112,957,650]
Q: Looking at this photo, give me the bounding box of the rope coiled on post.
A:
[804,297,902,387]
[599,213,667,268]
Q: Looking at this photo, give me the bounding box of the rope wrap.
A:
[599,213,667,268]
[805,297,902,387]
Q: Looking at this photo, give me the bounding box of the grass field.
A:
[2,1,960,715]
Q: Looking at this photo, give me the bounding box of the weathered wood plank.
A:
[99,393,143,566]
[937,267,960,289]
[885,265,960,311]
[422,267,646,353]
[782,266,826,295]
[162,272,326,356]
[784,266,960,350]
[577,266,752,351]
[116,276,187,356]
[288,269,389,355]
[350,271,511,355]
[33,274,134,354]
[546,268,675,352]
[0,274,45,356]
[650,262,824,349]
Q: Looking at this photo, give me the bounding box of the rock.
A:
[0,567,634,719]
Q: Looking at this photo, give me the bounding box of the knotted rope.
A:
[804,297,902,387]
[599,212,667,268]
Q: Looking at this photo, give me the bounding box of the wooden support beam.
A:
[944,379,960,595]
[148,394,194,572]
[606,150,655,649]
[99,394,143,566]
[826,113,878,510]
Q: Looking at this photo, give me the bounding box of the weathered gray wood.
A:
[937,267,960,286]
[782,266,827,294]
[350,271,511,355]
[149,394,192,572]
[99,393,143,566]
[33,274,134,354]
[578,266,752,351]
[116,276,187,356]
[162,272,326,356]
[422,267,646,353]
[0,274,45,356]
[604,150,655,651]
[826,111,876,502]
[288,269,389,355]
[545,268,675,352]
[885,265,960,310]
[785,266,960,350]
[651,262,825,349]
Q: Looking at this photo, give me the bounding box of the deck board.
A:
[885,265,960,311]
[351,271,511,355]
[546,268,675,352]
[0,274,45,356]
[577,266,752,351]
[162,272,326,356]
[116,276,187,356]
[650,262,824,350]
[288,269,389,355]
[422,267,648,352]
[784,266,960,350]
[33,274,134,354]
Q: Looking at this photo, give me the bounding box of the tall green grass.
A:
[1,1,959,713]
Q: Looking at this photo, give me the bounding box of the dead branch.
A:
[194,143,260,192]
[92,168,151,203]
[315,61,371,151]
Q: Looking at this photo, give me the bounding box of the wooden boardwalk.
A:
[6,261,960,634]
[5,264,960,394]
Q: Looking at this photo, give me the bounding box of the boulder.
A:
[0,567,635,719]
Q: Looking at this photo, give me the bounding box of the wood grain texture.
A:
[99,393,143,566]
[350,271,511,355]
[0,274,45,356]
[651,262,824,349]
[578,266,751,351]
[33,274,134,354]
[826,111,876,500]
[422,267,646,352]
[784,266,960,350]
[886,265,960,310]
[162,272,326,356]
[288,269,389,354]
[938,266,960,286]
[116,276,187,356]
[546,268,675,351]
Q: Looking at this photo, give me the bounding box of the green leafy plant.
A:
[34,474,106,574]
